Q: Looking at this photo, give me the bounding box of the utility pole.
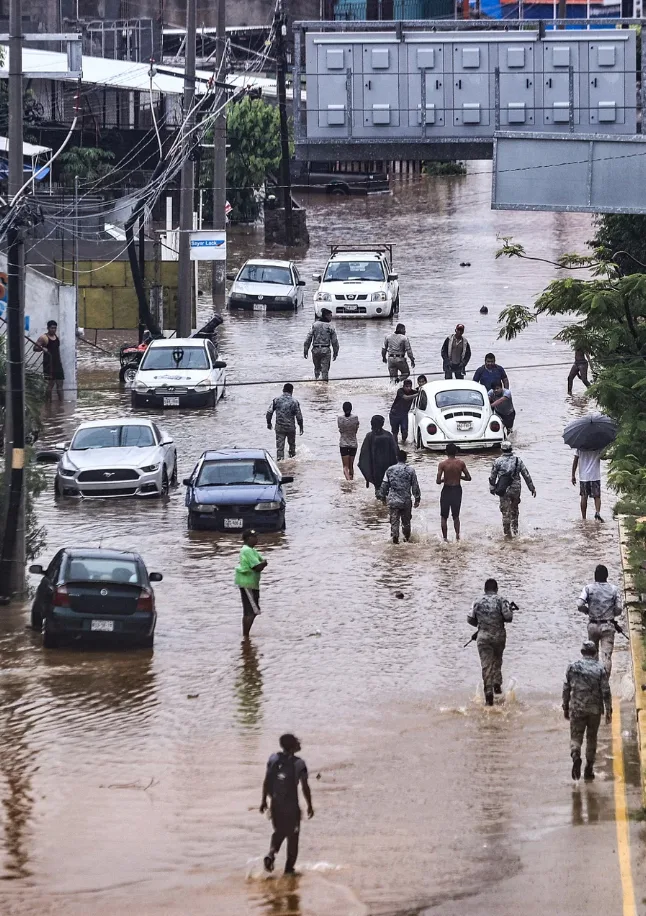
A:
[177,0,196,337]
[558,0,566,25]
[211,0,226,311]
[275,0,294,247]
[0,0,26,599]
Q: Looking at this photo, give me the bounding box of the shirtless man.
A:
[436,443,471,541]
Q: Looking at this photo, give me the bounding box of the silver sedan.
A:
[55,419,177,499]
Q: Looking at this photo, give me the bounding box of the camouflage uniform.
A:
[382,333,415,381]
[577,581,623,676]
[563,656,611,766]
[304,320,339,381]
[266,394,303,460]
[378,461,421,540]
[467,592,513,698]
[489,453,535,536]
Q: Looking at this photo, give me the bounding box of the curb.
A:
[619,516,646,808]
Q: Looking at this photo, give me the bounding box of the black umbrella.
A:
[563,413,618,451]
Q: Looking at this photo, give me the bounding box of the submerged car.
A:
[228,259,306,312]
[183,448,293,531]
[29,548,163,648]
[410,380,506,451]
[131,338,226,409]
[313,245,399,319]
[54,418,177,498]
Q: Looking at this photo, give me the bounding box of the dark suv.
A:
[290,161,390,196]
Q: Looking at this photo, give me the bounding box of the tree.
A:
[58,147,115,187]
[0,343,47,562]
[590,214,646,277]
[496,239,646,511]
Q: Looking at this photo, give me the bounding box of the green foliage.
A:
[422,161,467,176]
[590,214,646,276]
[0,344,47,561]
[58,147,115,187]
[224,97,284,222]
[496,238,646,514]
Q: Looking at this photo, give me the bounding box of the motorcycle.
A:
[119,339,151,384]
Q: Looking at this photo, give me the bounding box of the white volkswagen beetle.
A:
[410,380,506,451]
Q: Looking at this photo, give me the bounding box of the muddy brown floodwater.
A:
[0,166,643,916]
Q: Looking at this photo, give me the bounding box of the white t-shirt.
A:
[577,449,601,482]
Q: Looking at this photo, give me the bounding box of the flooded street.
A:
[0,166,644,915]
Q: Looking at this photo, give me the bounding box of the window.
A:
[206,341,218,365]
[238,264,292,285]
[435,389,485,409]
[140,346,209,370]
[46,550,64,581]
[196,460,275,487]
[71,425,155,450]
[63,556,142,584]
[323,260,385,282]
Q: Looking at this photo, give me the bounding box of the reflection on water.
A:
[236,639,264,730]
[0,171,637,915]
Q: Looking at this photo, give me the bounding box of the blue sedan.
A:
[183,448,293,532]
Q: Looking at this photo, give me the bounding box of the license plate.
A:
[253,303,266,311]
[224,518,243,529]
[91,620,114,632]
[345,304,359,311]
[163,397,180,406]
[457,421,472,430]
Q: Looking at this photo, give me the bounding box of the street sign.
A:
[189,230,226,261]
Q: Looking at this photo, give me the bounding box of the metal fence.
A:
[332,0,454,20]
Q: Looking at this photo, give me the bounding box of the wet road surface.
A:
[0,167,644,915]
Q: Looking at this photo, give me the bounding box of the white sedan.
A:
[55,418,177,498]
[410,380,506,451]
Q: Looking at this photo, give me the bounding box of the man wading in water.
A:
[260,734,314,875]
[436,443,471,541]
[34,319,65,402]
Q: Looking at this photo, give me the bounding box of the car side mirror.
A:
[160,438,173,446]
[226,271,237,281]
[297,280,306,287]
[149,572,163,582]
[280,476,294,484]
[29,564,44,574]
[182,478,192,486]
[388,273,398,281]
[312,273,321,282]
[213,360,227,369]
[54,441,70,451]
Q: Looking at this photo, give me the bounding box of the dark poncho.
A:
[358,428,398,490]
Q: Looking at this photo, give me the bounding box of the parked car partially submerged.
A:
[184,448,293,532]
[132,338,226,408]
[227,259,305,312]
[410,380,506,451]
[29,548,163,648]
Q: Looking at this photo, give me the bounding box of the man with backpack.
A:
[260,734,314,875]
[489,441,536,537]
[467,578,515,706]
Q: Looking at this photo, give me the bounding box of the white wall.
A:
[0,255,77,392]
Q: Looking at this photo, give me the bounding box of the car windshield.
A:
[196,460,275,487]
[238,264,292,285]
[64,556,142,584]
[435,389,485,409]
[71,425,155,450]
[323,260,385,282]
[140,346,209,370]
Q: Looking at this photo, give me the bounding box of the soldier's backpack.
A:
[268,753,298,809]
[493,457,519,497]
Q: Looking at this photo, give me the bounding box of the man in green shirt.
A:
[235,529,267,637]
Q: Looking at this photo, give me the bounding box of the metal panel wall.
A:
[492,132,646,213]
[304,29,637,144]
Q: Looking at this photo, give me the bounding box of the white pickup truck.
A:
[313,244,399,319]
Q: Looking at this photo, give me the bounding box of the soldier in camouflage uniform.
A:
[381,323,415,381]
[266,383,304,460]
[489,440,536,537]
[577,564,623,677]
[467,578,514,705]
[378,449,421,543]
[304,309,339,381]
[563,639,612,781]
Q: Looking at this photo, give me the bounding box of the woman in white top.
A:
[338,401,360,481]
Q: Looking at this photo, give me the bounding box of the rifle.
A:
[463,601,519,648]
[613,620,629,640]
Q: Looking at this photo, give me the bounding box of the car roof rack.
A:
[329,243,394,263]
